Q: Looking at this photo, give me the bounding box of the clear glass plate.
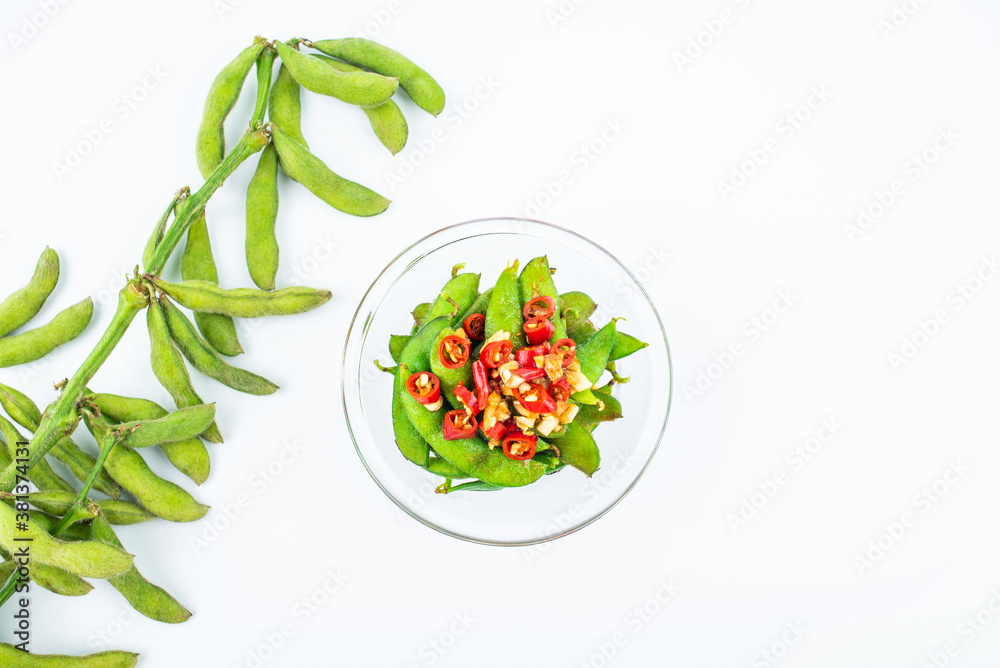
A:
[341,218,672,545]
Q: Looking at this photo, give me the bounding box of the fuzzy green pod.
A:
[8,492,156,526]
[146,294,223,443]
[90,515,192,623]
[454,287,492,330]
[0,415,73,494]
[485,261,525,348]
[273,40,398,107]
[86,393,210,486]
[576,318,617,384]
[0,502,134,578]
[31,562,94,597]
[154,277,331,318]
[0,298,93,368]
[245,144,281,290]
[425,272,480,323]
[271,125,391,217]
[181,210,243,357]
[609,331,648,361]
[559,291,597,332]
[88,416,209,524]
[268,63,309,148]
[544,421,600,477]
[142,189,187,272]
[575,384,623,431]
[519,255,566,342]
[315,55,408,154]
[389,335,412,364]
[0,247,59,336]
[429,327,473,409]
[113,404,218,449]
[310,38,446,116]
[161,297,278,395]
[567,320,597,346]
[0,644,139,668]
[196,39,267,179]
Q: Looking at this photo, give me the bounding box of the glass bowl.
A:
[341,218,671,545]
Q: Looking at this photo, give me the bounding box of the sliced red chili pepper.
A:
[482,419,507,442]
[405,371,441,405]
[479,340,513,368]
[437,335,471,369]
[514,343,549,368]
[549,377,572,403]
[453,384,479,414]
[551,338,576,368]
[502,430,538,461]
[513,381,557,414]
[523,296,555,320]
[512,367,546,382]
[443,410,478,440]
[462,313,486,341]
[523,315,555,345]
[472,361,489,409]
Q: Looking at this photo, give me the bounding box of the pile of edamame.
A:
[0,35,446,665]
[381,258,648,493]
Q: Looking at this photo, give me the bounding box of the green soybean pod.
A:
[425,272,480,322]
[0,297,93,368]
[0,247,59,336]
[485,261,525,348]
[609,331,648,361]
[0,644,139,668]
[273,40,398,107]
[115,404,217,449]
[90,515,193,623]
[567,320,597,346]
[426,455,468,480]
[271,125,391,217]
[315,55,408,154]
[310,38,446,116]
[0,415,73,494]
[13,492,156,526]
[575,385,623,431]
[154,278,331,318]
[181,210,244,357]
[31,562,94,597]
[389,334,412,363]
[0,503,134,578]
[544,421,600,477]
[0,560,14,583]
[269,63,309,148]
[411,302,432,332]
[142,189,187,272]
[87,393,210,486]
[390,317,450,467]
[429,327,473,409]
[147,295,223,443]
[26,510,91,540]
[441,480,503,493]
[454,287,492,329]
[196,38,267,179]
[576,318,618,383]
[161,297,278,395]
[560,291,598,332]
[88,417,209,524]
[245,144,280,291]
[519,255,566,342]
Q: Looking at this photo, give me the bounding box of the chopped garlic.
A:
[424,397,443,412]
[513,415,536,431]
[559,403,580,424]
[536,415,559,436]
[485,330,510,345]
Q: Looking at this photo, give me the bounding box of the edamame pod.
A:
[196,38,267,178]
[559,291,597,333]
[0,298,93,368]
[576,318,617,383]
[86,393,210,486]
[88,417,209,524]
[575,385,622,431]
[31,562,93,597]
[429,327,472,409]
[271,125,391,217]
[90,515,192,623]
[545,421,600,477]
[154,277,331,318]
[142,189,187,272]
[609,332,648,361]
[146,295,223,443]
[567,320,597,346]
[389,334,412,363]
[161,297,278,395]
[25,510,91,539]
[273,40,398,107]
[0,247,59,336]
[0,644,138,668]
[310,38,446,116]
[519,256,566,342]
[315,55,408,154]
[454,287,492,329]
[441,480,502,493]
[0,416,73,494]
[7,492,155,526]
[181,210,243,357]
[425,272,480,322]
[269,64,309,148]
[391,317,450,467]
[113,404,217,449]
[411,302,431,331]
[426,455,468,480]
[0,503,134,578]
[485,261,525,348]
[245,144,280,290]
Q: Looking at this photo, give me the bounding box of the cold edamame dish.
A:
[379,257,648,493]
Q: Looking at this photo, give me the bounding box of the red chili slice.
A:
[462,313,486,341]
[523,296,555,320]
[443,410,478,440]
[551,338,576,368]
[513,381,557,414]
[549,377,572,403]
[405,372,441,405]
[514,343,550,368]
[479,340,513,369]
[482,418,508,442]
[437,335,470,369]
[453,384,479,414]
[512,367,546,382]
[502,430,538,461]
[523,316,555,345]
[472,361,489,409]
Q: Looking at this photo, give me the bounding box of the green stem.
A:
[0,569,19,609]
[50,425,120,537]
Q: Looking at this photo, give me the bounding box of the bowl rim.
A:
[340,216,673,546]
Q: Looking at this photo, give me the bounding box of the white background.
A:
[1,0,999,666]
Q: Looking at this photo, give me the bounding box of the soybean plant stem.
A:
[0,569,19,609]
[50,427,121,537]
